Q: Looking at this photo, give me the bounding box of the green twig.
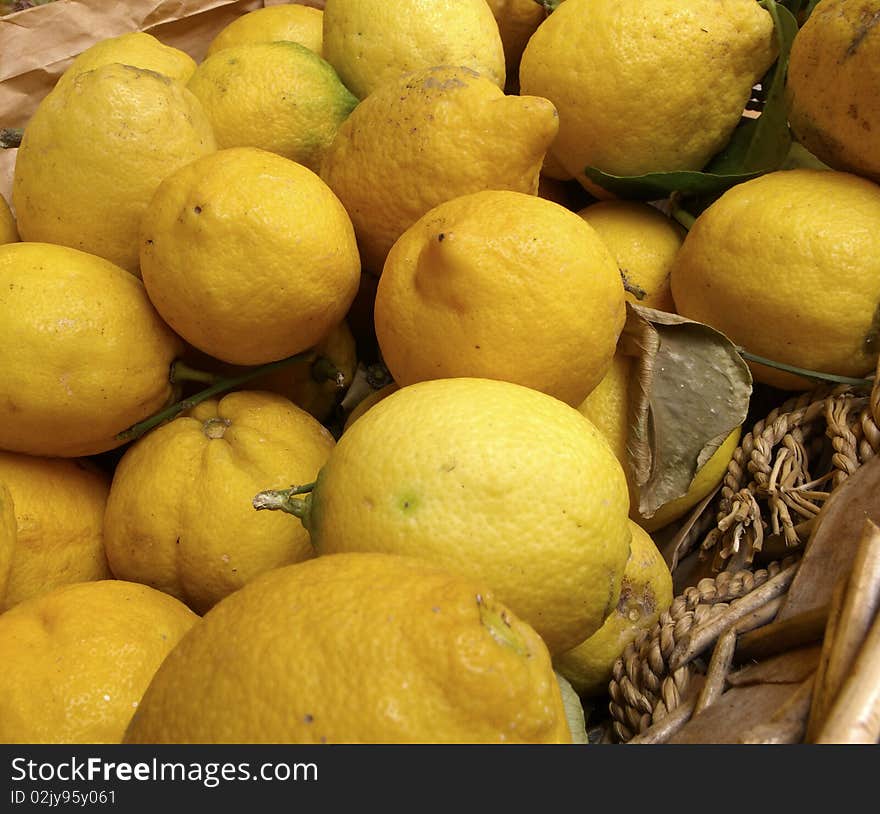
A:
[116,351,312,442]
[736,347,874,386]
[170,361,220,386]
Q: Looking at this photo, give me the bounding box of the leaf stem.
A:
[116,351,312,442]
[736,347,874,386]
[170,361,220,386]
[669,194,697,231]
[252,484,315,522]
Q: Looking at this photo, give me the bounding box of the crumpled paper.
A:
[0,0,324,200]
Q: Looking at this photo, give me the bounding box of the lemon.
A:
[343,382,400,432]
[786,0,880,183]
[670,169,880,390]
[125,552,571,743]
[519,0,776,189]
[486,0,546,79]
[186,41,357,173]
[0,451,111,611]
[0,483,15,606]
[579,201,684,312]
[104,391,336,614]
[322,0,506,99]
[140,147,360,366]
[206,3,324,57]
[0,580,197,744]
[0,194,18,244]
[258,377,632,654]
[577,350,742,529]
[52,31,197,94]
[13,63,216,275]
[0,243,183,458]
[320,65,558,274]
[375,190,625,406]
[554,521,673,697]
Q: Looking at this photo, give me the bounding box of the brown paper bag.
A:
[0,0,324,200]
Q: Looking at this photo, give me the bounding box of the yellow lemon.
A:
[206,3,325,57]
[0,451,110,612]
[375,190,625,407]
[519,0,776,189]
[322,0,506,99]
[53,31,197,94]
[342,382,400,432]
[140,147,360,366]
[0,243,183,458]
[554,521,673,697]
[670,169,880,390]
[13,63,216,275]
[125,552,571,744]
[0,580,197,744]
[486,0,546,79]
[577,350,742,529]
[786,0,880,183]
[256,378,632,654]
[320,65,558,274]
[104,391,336,614]
[0,194,18,244]
[579,201,685,312]
[0,483,15,606]
[186,41,357,173]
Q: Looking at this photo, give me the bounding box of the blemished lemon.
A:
[0,451,110,612]
[0,243,183,458]
[579,201,684,312]
[206,4,324,57]
[104,391,336,614]
[140,147,360,366]
[670,169,880,390]
[375,190,626,407]
[0,580,197,744]
[13,63,216,275]
[186,41,357,173]
[554,521,673,697]
[0,194,18,244]
[0,483,15,606]
[322,0,506,99]
[52,31,197,93]
[256,378,632,654]
[577,351,742,529]
[519,0,776,190]
[319,65,558,274]
[124,553,571,744]
[786,0,880,183]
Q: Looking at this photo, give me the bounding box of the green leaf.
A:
[582,166,764,202]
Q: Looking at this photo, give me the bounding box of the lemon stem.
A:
[669,195,697,231]
[170,361,220,386]
[0,128,22,149]
[736,347,874,386]
[311,356,345,388]
[116,351,312,442]
[252,484,315,522]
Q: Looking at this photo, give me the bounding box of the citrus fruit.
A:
[0,194,18,244]
[519,0,776,189]
[186,41,357,173]
[670,168,880,390]
[374,190,625,406]
[52,31,197,94]
[486,0,546,79]
[0,483,15,606]
[579,200,685,312]
[786,0,880,183]
[104,391,336,613]
[206,3,325,57]
[0,242,183,458]
[319,65,558,274]
[554,521,673,697]
[13,63,216,275]
[0,580,197,744]
[0,451,111,611]
[322,0,506,99]
[342,382,400,432]
[140,147,360,366]
[256,377,632,654]
[124,552,571,744]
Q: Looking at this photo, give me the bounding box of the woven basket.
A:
[605,357,880,744]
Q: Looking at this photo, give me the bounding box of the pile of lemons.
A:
[0,0,878,745]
